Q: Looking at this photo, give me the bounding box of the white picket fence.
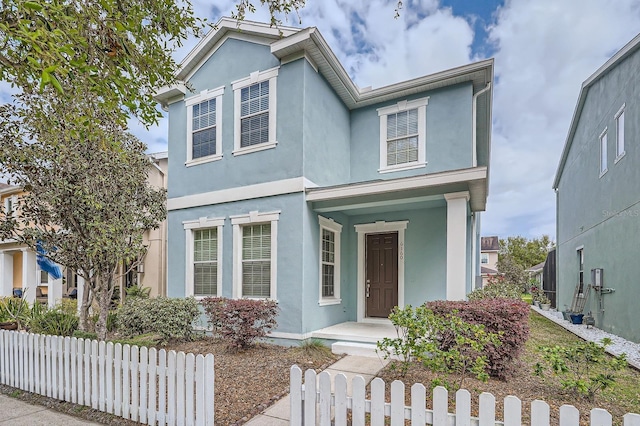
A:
[290,365,640,426]
[0,330,215,425]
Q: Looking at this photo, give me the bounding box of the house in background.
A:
[0,151,169,305]
[155,18,493,342]
[526,261,544,288]
[553,33,640,343]
[480,236,499,287]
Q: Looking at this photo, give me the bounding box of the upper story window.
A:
[231,210,280,299]
[183,217,224,298]
[3,195,16,218]
[377,97,428,173]
[185,86,224,167]
[481,253,489,264]
[599,128,608,177]
[232,67,279,156]
[615,104,625,162]
[318,216,342,306]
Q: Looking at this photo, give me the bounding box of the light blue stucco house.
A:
[553,33,640,343]
[154,18,494,341]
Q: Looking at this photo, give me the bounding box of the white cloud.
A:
[483,0,640,239]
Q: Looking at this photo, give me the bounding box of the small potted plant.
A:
[539,294,551,311]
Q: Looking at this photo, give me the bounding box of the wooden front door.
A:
[365,232,398,318]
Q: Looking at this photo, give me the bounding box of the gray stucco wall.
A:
[556,48,640,343]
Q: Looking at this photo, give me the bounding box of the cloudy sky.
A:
[6,0,640,241]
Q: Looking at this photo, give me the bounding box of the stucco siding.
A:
[349,83,473,183]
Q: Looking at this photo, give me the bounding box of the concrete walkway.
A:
[0,394,101,425]
[245,355,389,425]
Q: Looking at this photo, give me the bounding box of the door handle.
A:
[366,280,370,297]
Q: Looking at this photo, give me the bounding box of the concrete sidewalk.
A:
[245,355,389,425]
[0,394,101,425]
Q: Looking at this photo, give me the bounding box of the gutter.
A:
[472,82,492,167]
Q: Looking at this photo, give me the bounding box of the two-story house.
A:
[155,18,493,342]
[480,236,499,287]
[553,33,640,343]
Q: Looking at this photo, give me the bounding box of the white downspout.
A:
[472,82,492,167]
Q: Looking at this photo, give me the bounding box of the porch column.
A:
[0,251,14,297]
[21,248,37,303]
[49,273,63,308]
[445,192,469,300]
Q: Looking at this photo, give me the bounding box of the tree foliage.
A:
[0,90,166,340]
[496,254,529,293]
[499,235,554,269]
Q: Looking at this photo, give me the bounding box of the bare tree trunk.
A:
[95,274,115,341]
[79,278,92,331]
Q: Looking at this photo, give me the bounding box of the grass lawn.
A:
[521,293,533,304]
[377,311,640,425]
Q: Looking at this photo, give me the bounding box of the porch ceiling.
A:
[306,166,488,213]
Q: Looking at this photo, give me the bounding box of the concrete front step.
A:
[331,341,382,358]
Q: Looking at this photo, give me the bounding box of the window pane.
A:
[387,136,418,166]
[387,109,418,139]
[240,112,269,147]
[194,229,217,262]
[617,111,625,156]
[322,264,334,297]
[193,127,216,159]
[193,99,216,131]
[194,263,217,296]
[600,133,607,173]
[242,261,271,297]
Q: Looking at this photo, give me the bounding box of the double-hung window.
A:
[231,211,279,299]
[185,86,224,166]
[318,216,342,305]
[377,97,428,173]
[599,128,608,177]
[232,67,279,155]
[183,217,224,298]
[4,195,15,218]
[615,104,625,162]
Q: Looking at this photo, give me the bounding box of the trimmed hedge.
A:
[425,298,530,379]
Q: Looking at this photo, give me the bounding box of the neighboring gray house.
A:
[155,18,493,341]
[553,33,640,343]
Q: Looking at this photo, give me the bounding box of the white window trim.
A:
[614,104,625,163]
[377,97,429,173]
[183,216,224,299]
[354,220,408,323]
[231,210,280,300]
[4,195,16,218]
[599,127,608,178]
[232,67,279,156]
[318,216,342,306]
[185,86,225,167]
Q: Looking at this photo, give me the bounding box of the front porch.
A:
[310,321,398,344]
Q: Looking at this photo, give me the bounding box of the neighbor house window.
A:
[4,195,16,218]
[615,104,625,161]
[599,128,608,177]
[318,216,342,305]
[377,97,428,173]
[481,253,489,264]
[183,217,224,298]
[232,67,279,156]
[185,86,224,166]
[577,248,584,296]
[231,211,280,299]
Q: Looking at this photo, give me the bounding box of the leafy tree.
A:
[499,235,554,269]
[0,92,166,340]
[496,255,529,293]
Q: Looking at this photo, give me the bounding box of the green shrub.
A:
[534,338,627,401]
[73,330,98,340]
[29,306,79,336]
[0,296,31,329]
[125,285,151,299]
[201,297,278,350]
[377,305,500,389]
[468,275,522,300]
[117,296,200,342]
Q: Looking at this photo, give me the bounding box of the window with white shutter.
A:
[232,67,279,156]
[185,86,224,166]
[231,211,280,300]
[377,97,428,173]
[183,217,224,298]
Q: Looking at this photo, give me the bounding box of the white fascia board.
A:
[306,167,487,202]
[167,177,315,211]
[153,83,187,104]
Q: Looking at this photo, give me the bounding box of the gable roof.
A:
[553,32,640,189]
[155,18,493,112]
[481,236,499,251]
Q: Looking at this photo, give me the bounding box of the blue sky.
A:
[6,0,640,241]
